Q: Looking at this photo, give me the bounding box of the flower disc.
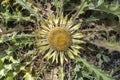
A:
[47,27,72,51]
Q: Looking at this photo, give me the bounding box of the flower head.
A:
[35,15,84,64]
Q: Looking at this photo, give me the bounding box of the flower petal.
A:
[63,52,68,62]
[66,18,74,29]
[38,46,50,54]
[72,39,85,44]
[52,51,57,63]
[55,52,59,64]
[68,50,75,59]
[60,15,68,27]
[72,33,84,39]
[43,49,53,59]
[70,23,81,31]
[71,45,82,50]
[69,48,79,56]
[60,52,64,65]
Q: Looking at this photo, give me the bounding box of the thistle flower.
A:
[35,15,84,64]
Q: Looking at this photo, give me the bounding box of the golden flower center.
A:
[47,27,72,51]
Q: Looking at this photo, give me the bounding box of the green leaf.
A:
[74,71,83,80]
[0,35,9,43]
[97,0,104,6]
[4,64,12,70]
[0,69,5,78]
[24,72,34,80]
[73,0,88,19]
[15,0,40,21]
[88,0,120,22]
[74,64,81,72]
[103,55,110,62]
[5,76,13,80]
[0,60,3,70]
[76,57,115,80]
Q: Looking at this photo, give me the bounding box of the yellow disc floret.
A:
[47,27,72,51]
